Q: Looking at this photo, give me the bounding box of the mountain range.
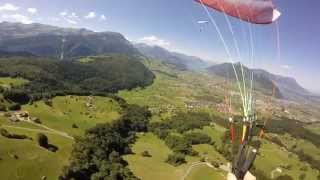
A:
[134,43,210,70]
[206,63,311,101]
[0,21,313,102]
[0,21,140,59]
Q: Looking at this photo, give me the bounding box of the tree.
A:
[8,103,21,111]
[43,98,52,107]
[0,104,6,111]
[275,175,294,180]
[3,89,30,104]
[166,112,211,133]
[165,134,195,155]
[72,123,78,128]
[166,153,186,166]
[0,128,10,137]
[141,150,152,157]
[299,173,306,180]
[184,132,212,145]
[148,122,170,139]
[37,133,48,148]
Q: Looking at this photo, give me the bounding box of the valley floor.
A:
[0,61,319,180]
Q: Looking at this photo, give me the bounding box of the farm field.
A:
[255,139,319,180]
[0,124,73,180]
[22,96,121,136]
[124,133,227,180]
[0,77,29,88]
[0,95,122,180]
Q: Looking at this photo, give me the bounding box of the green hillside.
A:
[0,55,154,102]
[0,95,122,180]
[0,58,319,180]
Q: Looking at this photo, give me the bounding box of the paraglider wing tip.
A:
[272,9,281,22]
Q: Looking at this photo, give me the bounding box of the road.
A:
[181,161,220,180]
[2,121,74,140]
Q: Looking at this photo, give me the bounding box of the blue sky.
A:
[0,0,319,92]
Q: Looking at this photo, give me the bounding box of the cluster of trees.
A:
[35,133,58,152]
[263,117,320,171]
[37,133,49,148]
[60,104,151,180]
[149,112,212,138]
[267,117,320,147]
[165,153,186,166]
[0,55,154,104]
[293,149,320,171]
[184,132,212,145]
[0,128,30,140]
[165,134,196,156]
[148,112,213,166]
[165,112,212,133]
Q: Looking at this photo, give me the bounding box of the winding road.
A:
[2,117,74,140]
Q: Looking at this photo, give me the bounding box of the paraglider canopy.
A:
[195,0,281,24]
[196,20,210,32]
[197,20,209,24]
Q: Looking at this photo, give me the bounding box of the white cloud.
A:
[49,17,60,22]
[100,14,106,21]
[138,35,171,48]
[1,14,33,24]
[27,8,37,14]
[64,18,77,25]
[84,11,96,19]
[35,17,43,21]
[0,3,19,11]
[60,11,67,17]
[280,65,291,69]
[69,12,78,19]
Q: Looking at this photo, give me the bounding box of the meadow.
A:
[0,95,121,180]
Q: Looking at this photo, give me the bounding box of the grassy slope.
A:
[278,133,320,162]
[23,96,121,136]
[0,117,73,180]
[0,95,121,180]
[255,140,319,180]
[0,77,29,88]
[186,166,224,180]
[124,133,226,180]
[306,123,320,136]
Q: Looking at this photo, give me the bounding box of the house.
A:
[9,116,19,122]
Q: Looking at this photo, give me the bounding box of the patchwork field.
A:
[0,95,122,180]
[119,60,229,121]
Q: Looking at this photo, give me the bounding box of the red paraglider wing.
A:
[195,0,280,24]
